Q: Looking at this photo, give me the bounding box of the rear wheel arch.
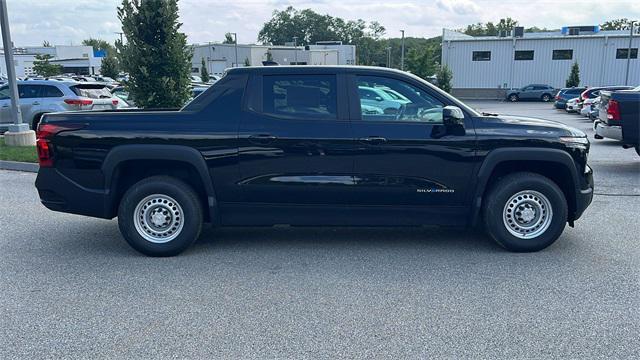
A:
[102,145,218,223]
[471,148,580,225]
[32,113,46,130]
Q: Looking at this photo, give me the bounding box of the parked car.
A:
[506,84,556,102]
[34,66,594,256]
[554,87,586,109]
[594,86,640,156]
[0,80,122,130]
[111,86,134,106]
[577,86,634,111]
[580,97,599,117]
[565,97,580,113]
[358,85,410,113]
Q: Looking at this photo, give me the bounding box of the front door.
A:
[233,72,355,225]
[348,74,477,225]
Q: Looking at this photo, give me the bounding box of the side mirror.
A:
[442,106,465,127]
[375,96,383,102]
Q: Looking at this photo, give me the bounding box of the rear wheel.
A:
[541,94,551,102]
[483,172,567,252]
[508,94,518,102]
[118,176,203,256]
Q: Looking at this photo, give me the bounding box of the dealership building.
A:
[191,42,356,78]
[441,26,640,99]
[0,45,104,77]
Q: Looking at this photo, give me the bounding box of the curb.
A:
[0,160,39,173]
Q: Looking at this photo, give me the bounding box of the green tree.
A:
[436,65,453,93]
[223,33,235,44]
[33,54,63,77]
[461,18,518,36]
[42,40,52,47]
[200,57,210,83]
[566,62,580,87]
[600,18,638,30]
[116,0,192,108]
[100,55,119,79]
[406,46,437,80]
[82,38,116,56]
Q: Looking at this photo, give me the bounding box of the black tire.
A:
[118,176,203,256]
[482,172,567,252]
[541,94,551,102]
[508,94,518,102]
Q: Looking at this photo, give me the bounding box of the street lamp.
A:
[624,21,637,86]
[386,46,392,68]
[0,0,34,145]
[400,30,405,71]
[292,36,298,65]
[230,32,238,67]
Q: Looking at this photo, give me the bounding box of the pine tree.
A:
[566,62,580,87]
[33,54,63,77]
[436,65,453,93]
[116,0,192,108]
[100,56,119,79]
[200,58,210,83]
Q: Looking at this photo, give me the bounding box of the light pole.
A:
[624,21,636,86]
[400,30,405,71]
[230,32,238,67]
[292,36,298,65]
[386,46,391,68]
[0,0,34,145]
[114,31,124,44]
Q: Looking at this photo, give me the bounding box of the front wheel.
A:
[541,94,551,102]
[483,172,567,252]
[508,94,518,102]
[118,176,203,256]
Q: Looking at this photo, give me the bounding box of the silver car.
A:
[0,80,122,130]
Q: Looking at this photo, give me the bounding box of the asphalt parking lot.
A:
[1,101,639,358]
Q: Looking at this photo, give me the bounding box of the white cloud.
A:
[2,0,639,46]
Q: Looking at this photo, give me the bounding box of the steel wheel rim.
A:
[502,190,553,239]
[133,194,184,243]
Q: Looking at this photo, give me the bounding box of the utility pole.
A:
[293,36,298,65]
[230,32,238,67]
[0,0,34,145]
[386,46,391,68]
[400,30,405,71]
[624,21,636,86]
[114,31,124,44]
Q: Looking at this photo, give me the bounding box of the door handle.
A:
[358,136,387,145]
[1,104,8,108]
[32,101,40,105]
[248,134,277,144]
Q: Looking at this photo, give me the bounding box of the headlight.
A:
[559,136,589,149]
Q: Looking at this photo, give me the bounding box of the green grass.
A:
[0,137,38,163]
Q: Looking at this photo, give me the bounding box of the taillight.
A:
[36,123,84,167]
[580,90,589,101]
[112,99,119,106]
[606,99,620,122]
[64,98,93,106]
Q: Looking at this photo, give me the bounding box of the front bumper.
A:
[594,120,622,141]
[35,167,113,219]
[573,164,593,221]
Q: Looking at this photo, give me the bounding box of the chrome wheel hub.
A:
[133,194,184,243]
[502,190,553,239]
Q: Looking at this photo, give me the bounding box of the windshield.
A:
[71,84,113,99]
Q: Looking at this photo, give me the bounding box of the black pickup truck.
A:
[595,86,640,156]
[35,66,593,256]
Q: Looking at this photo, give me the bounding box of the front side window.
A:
[552,49,573,60]
[616,48,638,59]
[262,74,337,119]
[472,51,491,61]
[357,75,443,123]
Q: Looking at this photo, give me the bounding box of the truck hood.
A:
[480,114,586,138]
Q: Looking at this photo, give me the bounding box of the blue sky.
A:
[5,0,639,46]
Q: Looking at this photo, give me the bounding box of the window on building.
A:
[262,74,337,119]
[616,48,638,59]
[472,51,491,61]
[552,49,573,60]
[192,67,199,73]
[514,50,534,60]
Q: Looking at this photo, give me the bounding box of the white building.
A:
[441,26,640,98]
[0,45,103,77]
[191,42,356,77]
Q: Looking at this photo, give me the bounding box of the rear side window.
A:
[262,74,337,119]
[40,85,64,98]
[70,84,112,99]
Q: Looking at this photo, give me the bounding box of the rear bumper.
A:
[594,120,622,141]
[35,167,113,219]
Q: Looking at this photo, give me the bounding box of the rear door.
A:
[0,85,11,123]
[347,73,477,225]
[17,85,42,123]
[233,71,355,224]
